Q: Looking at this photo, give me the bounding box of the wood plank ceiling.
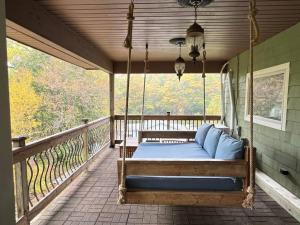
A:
[36,0,300,62]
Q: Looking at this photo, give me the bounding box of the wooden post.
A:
[167,112,171,130]
[0,1,16,224]
[13,136,29,223]
[109,73,115,147]
[82,119,89,161]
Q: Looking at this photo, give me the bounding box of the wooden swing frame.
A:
[118,130,256,207]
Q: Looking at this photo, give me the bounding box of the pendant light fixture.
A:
[177,0,213,63]
[186,6,204,63]
[170,38,186,81]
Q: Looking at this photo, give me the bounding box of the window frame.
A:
[244,62,290,131]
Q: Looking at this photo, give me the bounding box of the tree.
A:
[9,69,42,139]
[7,38,221,141]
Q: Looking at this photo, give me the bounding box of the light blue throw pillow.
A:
[215,134,244,160]
[195,124,213,147]
[203,127,222,158]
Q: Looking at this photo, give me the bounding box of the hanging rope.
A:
[202,43,207,123]
[242,0,259,209]
[118,0,134,205]
[140,43,149,131]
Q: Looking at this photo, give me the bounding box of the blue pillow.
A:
[215,134,244,160]
[203,127,222,158]
[195,124,213,147]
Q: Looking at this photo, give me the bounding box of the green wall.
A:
[227,21,300,197]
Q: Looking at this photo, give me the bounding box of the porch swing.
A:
[117,0,259,208]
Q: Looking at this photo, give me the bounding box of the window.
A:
[244,63,290,131]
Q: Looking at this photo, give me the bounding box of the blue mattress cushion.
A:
[203,127,223,158]
[215,134,244,160]
[126,176,243,191]
[133,142,211,159]
[129,142,242,192]
[195,123,213,147]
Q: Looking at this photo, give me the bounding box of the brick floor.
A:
[32,147,300,225]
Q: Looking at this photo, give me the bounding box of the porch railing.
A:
[12,117,110,225]
[114,113,221,143]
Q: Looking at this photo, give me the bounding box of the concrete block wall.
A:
[226,22,300,197]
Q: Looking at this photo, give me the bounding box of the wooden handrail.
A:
[114,114,221,120]
[13,116,110,163]
[12,116,111,225]
[114,114,222,142]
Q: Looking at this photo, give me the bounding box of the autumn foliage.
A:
[7,39,221,141]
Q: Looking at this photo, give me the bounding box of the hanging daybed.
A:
[117,0,259,208]
[118,128,255,207]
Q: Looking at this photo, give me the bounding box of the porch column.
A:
[0,0,16,224]
[109,73,115,147]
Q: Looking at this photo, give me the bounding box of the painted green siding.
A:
[226,22,300,196]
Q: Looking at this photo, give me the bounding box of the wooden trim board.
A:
[126,190,245,207]
[118,158,247,177]
[256,169,300,222]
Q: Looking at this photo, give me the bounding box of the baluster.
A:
[82,119,89,161]
[127,120,130,138]
[115,120,118,142]
[13,136,30,224]
[110,115,115,148]
[130,120,133,138]
[135,119,137,138]
[119,119,121,140]
[167,112,170,130]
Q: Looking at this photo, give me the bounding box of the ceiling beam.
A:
[113,61,226,74]
[5,0,113,72]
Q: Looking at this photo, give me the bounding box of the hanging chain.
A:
[118,0,135,205]
[242,0,259,209]
[179,43,182,57]
[141,43,149,131]
[144,43,149,73]
[202,43,206,123]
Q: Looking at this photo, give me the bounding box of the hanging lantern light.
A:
[186,6,204,63]
[175,55,185,81]
[170,38,186,81]
[189,45,200,64]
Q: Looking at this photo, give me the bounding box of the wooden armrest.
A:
[138,130,196,143]
[117,158,247,184]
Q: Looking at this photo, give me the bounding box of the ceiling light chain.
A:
[179,43,182,57]
[202,43,206,79]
